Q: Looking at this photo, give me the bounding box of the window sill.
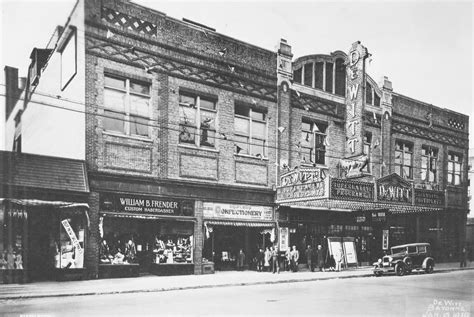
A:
[234,153,268,161]
[300,163,327,169]
[102,131,153,143]
[178,143,219,153]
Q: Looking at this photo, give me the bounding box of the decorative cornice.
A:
[290,90,343,118]
[85,33,277,102]
[391,119,469,148]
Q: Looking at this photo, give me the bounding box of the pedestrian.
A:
[285,247,291,271]
[327,254,336,271]
[334,248,343,272]
[256,248,264,272]
[460,247,468,268]
[271,246,280,274]
[264,247,271,272]
[316,245,325,272]
[290,245,299,272]
[305,245,314,272]
[236,249,246,271]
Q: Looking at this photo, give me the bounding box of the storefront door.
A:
[28,210,56,281]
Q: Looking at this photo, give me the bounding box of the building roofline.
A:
[393,92,469,119]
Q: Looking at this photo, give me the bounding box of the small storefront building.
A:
[0,151,90,283]
[202,202,276,270]
[98,193,196,277]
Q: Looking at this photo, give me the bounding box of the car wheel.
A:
[425,263,434,274]
[395,263,405,276]
[374,271,382,277]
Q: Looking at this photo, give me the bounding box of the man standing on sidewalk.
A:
[316,245,325,272]
[290,245,299,272]
[460,247,468,268]
[305,245,314,272]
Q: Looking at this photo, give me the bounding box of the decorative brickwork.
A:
[290,90,342,117]
[101,6,157,37]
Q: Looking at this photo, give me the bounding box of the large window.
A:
[447,152,462,185]
[301,121,327,165]
[303,63,313,87]
[179,91,216,148]
[234,103,267,157]
[421,146,438,183]
[57,211,85,269]
[103,75,150,137]
[394,141,413,179]
[362,132,372,173]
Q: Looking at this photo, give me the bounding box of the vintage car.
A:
[373,243,434,276]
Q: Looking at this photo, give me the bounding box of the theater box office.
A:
[99,194,196,277]
[202,202,275,270]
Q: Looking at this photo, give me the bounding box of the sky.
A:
[0,0,473,155]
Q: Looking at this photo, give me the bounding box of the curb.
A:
[1,267,473,301]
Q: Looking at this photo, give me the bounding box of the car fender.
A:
[403,256,413,269]
[422,257,434,269]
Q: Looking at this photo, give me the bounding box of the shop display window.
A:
[153,235,193,264]
[0,204,26,270]
[56,211,85,269]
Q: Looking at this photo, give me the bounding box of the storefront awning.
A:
[279,199,444,215]
[0,198,89,209]
[101,211,196,222]
[204,220,275,227]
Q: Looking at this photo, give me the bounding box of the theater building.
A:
[275,40,469,264]
[3,0,469,281]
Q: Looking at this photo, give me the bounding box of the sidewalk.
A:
[0,262,472,300]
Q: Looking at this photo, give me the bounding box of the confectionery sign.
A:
[203,202,273,221]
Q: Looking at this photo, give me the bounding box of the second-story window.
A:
[395,140,413,179]
[421,146,438,183]
[179,91,216,148]
[301,121,327,165]
[103,74,150,137]
[234,103,267,157]
[447,152,462,185]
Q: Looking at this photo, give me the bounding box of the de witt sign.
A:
[376,173,412,204]
[345,41,369,157]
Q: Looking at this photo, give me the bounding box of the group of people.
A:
[252,245,344,273]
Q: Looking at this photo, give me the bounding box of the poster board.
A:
[279,227,289,251]
[327,237,344,258]
[342,237,358,266]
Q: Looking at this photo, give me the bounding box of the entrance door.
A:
[28,211,57,281]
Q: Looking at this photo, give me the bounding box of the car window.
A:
[407,246,417,253]
[391,247,406,254]
[418,246,427,253]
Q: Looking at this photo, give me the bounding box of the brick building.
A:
[3,0,469,280]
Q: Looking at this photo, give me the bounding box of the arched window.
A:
[334,58,346,97]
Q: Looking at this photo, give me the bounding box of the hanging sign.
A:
[382,229,389,250]
[61,219,83,254]
[345,41,369,157]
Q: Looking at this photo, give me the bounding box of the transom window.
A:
[301,121,327,165]
[179,91,217,148]
[394,140,413,179]
[234,103,267,157]
[292,58,346,97]
[421,146,438,183]
[103,74,150,137]
[447,152,462,185]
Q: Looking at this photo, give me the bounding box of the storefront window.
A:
[100,217,194,266]
[0,204,26,270]
[56,211,85,269]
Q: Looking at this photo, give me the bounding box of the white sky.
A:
[1,0,473,153]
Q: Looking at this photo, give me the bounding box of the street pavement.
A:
[1,269,472,316]
[0,261,471,300]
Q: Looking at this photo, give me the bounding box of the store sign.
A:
[376,173,412,204]
[414,189,444,206]
[345,41,369,157]
[276,168,328,202]
[203,202,273,221]
[101,194,194,217]
[279,227,289,251]
[371,210,387,222]
[61,219,83,254]
[331,178,374,201]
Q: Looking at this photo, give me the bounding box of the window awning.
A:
[100,211,196,222]
[204,219,275,228]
